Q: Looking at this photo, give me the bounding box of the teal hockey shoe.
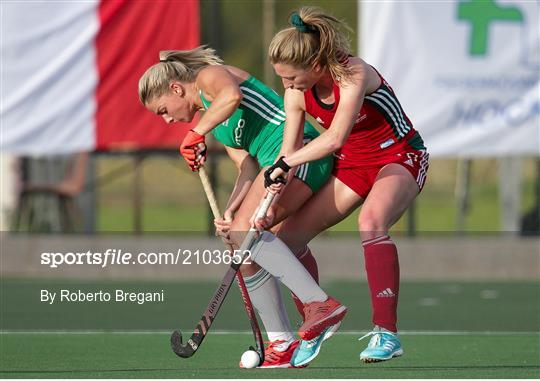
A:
[359,327,403,363]
[290,322,341,367]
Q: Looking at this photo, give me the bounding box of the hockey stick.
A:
[171,170,274,359]
[197,167,265,363]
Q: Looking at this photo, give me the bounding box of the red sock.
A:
[291,246,319,320]
[363,235,399,332]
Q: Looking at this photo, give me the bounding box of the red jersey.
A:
[304,71,425,168]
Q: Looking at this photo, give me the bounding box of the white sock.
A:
[244,268,294,344]
[250,231,327,304]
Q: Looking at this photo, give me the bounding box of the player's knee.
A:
[228,231,243,248]
[229,219,251,247]
[276,227,315,255]
[358,213,387,237]
[275,231,303,255]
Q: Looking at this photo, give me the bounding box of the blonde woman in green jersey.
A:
[138,46,347,368]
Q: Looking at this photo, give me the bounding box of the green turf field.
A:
[1,279,539,378]
[1,332,539,378]
[2,280,539,331]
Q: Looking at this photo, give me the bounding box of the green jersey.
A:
[200,76,320,167]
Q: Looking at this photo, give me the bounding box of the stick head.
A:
[171,330,198,358]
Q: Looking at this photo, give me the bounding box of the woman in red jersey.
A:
[262,6,429,366]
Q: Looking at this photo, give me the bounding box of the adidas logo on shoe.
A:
[376,288,395,298]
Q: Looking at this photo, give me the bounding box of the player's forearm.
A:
[283,130,341,167]
[225,162,259,214]
[193,91,243,136]
[280,122,304,156]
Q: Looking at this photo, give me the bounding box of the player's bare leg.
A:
[276,176,363,366]
[228,170,323,368]
[358,163,420,363]
[277,175,364,253]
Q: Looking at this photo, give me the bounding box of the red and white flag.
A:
[1,0,199,155]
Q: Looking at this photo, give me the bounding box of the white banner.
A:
[360,0,539,157]
[1,2,99,155]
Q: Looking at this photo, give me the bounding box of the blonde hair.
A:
[268,7,354,83]
[138,46,223,105]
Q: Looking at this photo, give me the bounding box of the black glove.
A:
[264,156,291,188]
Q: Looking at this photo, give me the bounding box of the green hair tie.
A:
[290,12,315,33]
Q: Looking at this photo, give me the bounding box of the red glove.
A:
[179,130,206,171]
